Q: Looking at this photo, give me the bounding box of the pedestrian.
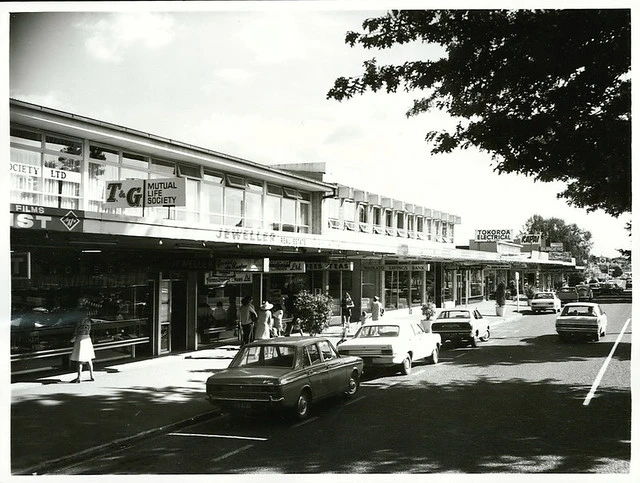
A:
[197,294,213,344]
[239,296,257,345]
[70,298,95,383]
[370,295,384,321]
[272,302,284,336]
[212,301,227,327]
[254,301,273,339]
[340,291,355,340]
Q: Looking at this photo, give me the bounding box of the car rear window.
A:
[358,325,400,337]
[561,306,596,317]
[534,293,553,299]
[438,310,470,319]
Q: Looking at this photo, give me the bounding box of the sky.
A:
[4,3,634,259]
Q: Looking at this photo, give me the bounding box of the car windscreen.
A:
[357,325,400,338]
[561,306,596,317]
[230,345,296,368]
[437,310,470,319]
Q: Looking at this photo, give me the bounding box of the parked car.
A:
[575,284,594,301]
[337,320,441,375]
[430,308,490,348]
[598,282,624,295]
[556,286,579,305]
[205,337,363,420]
[555,302,608,342]
[530,291,561,313]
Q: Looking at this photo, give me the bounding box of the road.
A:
[54,303,632,474]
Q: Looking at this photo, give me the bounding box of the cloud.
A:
[81,12,175,62]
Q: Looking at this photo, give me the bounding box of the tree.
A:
[519,214,593,262]
[328,9,631,216]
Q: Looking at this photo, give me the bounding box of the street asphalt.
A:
[9,298,523,475]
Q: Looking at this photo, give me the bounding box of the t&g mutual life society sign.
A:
[104,178,186,208]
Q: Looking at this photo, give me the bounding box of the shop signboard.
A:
[267,260,306,273]
[104,177,186,208]
[475,229,514,241]
[541,243,564,252]
[204,272,253,285]
[307,262,354,271]
[10,204,84,232]
[216,258,265,272]
[549,251,573,261]
[521,234,541,244]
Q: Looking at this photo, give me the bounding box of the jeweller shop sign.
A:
[104,178,186,208]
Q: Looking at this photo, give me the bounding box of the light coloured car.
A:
[337,320,441,375]
[430,308,490,348]
[555,302,608,342]
[530,291,562,313]
[206,337,363,420]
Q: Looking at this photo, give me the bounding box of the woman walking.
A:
[70,301,96,383]
[254,301,273,339]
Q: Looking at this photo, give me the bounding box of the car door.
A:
[302,342,330,400]
[318,339,348,396]
[409,322,430,361]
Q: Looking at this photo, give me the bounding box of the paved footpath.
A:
[9,299,523,475]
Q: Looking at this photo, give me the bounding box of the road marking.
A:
[169,432,268,441]
[345,395,366,406]
[291,416,318,428]
[212,444,254,463]
[583,318,631,406]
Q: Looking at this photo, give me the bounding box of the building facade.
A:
[9,99,577,375]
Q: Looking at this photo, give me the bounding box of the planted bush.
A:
[293,290,334,336]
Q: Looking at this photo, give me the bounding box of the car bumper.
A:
[556,324,599,334]
[531,304,556,311]
[432,330,473,342]
[207,393,287,412]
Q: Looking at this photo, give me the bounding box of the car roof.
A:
[244,337,328,348]
[562,302,598,307]
[360,320,415,327]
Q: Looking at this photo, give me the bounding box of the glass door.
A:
[159,279,171,354]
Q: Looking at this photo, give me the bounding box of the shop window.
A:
[299,202,310,233]
[226,174,246,189]
[45,135,82,157]
[175,178,201,223]
[265,195,281,231]
[177,163,201,179]
[426,219,433,240]
[283,187,301,199]
[10,147,42,205]
[244,190,263,229]
[123,152,148,170]
[416,217,425,240]
[151,158,176,176]
[267,184,283,196]
[282,197,296,232]
[343,200,356,231]
[42,154,81,209]
[224,187,244,226]
[385,210,396,236]
[11,127,42,148]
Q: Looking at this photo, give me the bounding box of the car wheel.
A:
[470,334,478,348]
[345,371,360,397]
[427,346,439,364]
[294,389,311,420]
[480,328,490,341]
[400,355,412,375]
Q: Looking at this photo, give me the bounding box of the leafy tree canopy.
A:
[519,214,593,262]
[328,9,631,217]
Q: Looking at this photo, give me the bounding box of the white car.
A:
[337,321,441,375]
[530,291,562,313]
[555,302,608,342]
[430,308,490,348]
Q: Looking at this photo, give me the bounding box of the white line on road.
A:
[583,318,631,406]
[212,444,254,463]
[345,395,366,406]
[169,432,268,441]
[291,416,318,428]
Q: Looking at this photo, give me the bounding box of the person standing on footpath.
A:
[370,295,384,321]
[340,291,355,341]
[254,301,273,339]
[212,301,227,327]
[197,294,213,344]
[239,296,257,345]
[70,298,96,383]
[271,302,284,336]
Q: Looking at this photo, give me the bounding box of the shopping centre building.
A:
[9,99,579,374]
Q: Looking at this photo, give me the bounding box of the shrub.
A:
[421,302,436,320]
[293,290,334,336]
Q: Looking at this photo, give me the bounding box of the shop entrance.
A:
[158,278,188,354]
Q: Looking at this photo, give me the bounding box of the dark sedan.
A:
[206,337,363,420]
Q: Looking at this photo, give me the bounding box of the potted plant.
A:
[495,282,506,316]
[421,302,436,321]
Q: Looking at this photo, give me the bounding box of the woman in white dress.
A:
[254,302,273,340]
[70,314,95,383]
